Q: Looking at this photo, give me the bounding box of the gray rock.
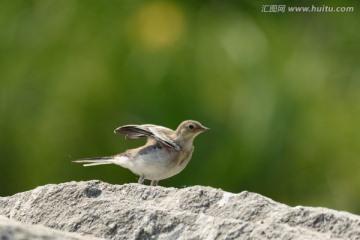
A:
[1,180,360,239]
[0,215,99,240]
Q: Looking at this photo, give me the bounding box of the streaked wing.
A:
[114,124,180,151]
[115,125,152,139]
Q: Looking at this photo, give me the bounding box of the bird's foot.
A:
[150,180,158,186]
[138,175,145,184]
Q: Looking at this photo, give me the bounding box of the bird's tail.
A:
[73,155,129,168]
[73,157,114,167]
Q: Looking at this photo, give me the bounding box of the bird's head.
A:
[176,120,209,144]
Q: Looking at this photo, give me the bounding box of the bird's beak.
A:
[200,126,210,132]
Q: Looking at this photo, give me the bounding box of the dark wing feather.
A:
[115,126,153,138]
[114,125,179,150]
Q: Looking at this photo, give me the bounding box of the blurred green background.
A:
[1,0,360,214]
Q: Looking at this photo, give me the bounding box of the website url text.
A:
[261,5,354,13]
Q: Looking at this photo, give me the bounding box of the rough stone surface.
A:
[0,215,99,240]
[1,180,360,240]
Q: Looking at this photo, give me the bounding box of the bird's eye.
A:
[188,124,194,130]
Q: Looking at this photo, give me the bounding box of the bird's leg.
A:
[150,180,158,186]
[138,175,145,184]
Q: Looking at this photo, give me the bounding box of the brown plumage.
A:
[74,120,209,186]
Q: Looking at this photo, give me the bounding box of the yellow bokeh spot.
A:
[134,1,185,49]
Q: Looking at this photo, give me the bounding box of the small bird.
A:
[74,120,209,186]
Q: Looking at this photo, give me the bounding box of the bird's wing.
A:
[114,124,180,151]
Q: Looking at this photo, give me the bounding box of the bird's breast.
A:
[129,145,193,180]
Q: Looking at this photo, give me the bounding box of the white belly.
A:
[126,147,189,181]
